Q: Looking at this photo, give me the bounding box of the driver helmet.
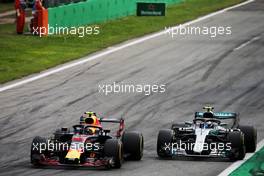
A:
[202,112,215,128]
[202,105,215,119]
[80,111,102,134]
[200,106,216,128]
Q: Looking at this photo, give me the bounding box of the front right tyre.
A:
[30,136,47,166]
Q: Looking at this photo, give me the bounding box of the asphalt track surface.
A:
[0,1,264,176]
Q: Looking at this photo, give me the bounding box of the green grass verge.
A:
[0,3,13,13]
[230,146,264,176]
[0,0,244,84]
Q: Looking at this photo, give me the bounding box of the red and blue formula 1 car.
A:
[31,112,144,168]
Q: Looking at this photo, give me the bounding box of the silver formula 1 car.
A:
[157,106,257,160]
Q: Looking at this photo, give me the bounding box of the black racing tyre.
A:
[157,129,173,158]
[239,125,257,153]
[104,139,123,168]
[122,131,144,161]
[228,131,246,161]
[30,136,48,166]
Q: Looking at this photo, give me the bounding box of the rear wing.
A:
[99,118,125,137]
[195,112,238,119]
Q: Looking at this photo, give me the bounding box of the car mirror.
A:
[220,123,227,127]
[185,121,192,125]
[61,127,68,132]
[103,129,111,133]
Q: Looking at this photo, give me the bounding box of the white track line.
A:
[234,36,260,51]
[218,138,264,176]
[0,0,255,93]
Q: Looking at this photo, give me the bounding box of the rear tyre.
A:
[30,136,47,166]
[122,131,144,160]
[157,129,173,158]
[228,131,246,161]
[239,125,257,153]
[104,139,123,168]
